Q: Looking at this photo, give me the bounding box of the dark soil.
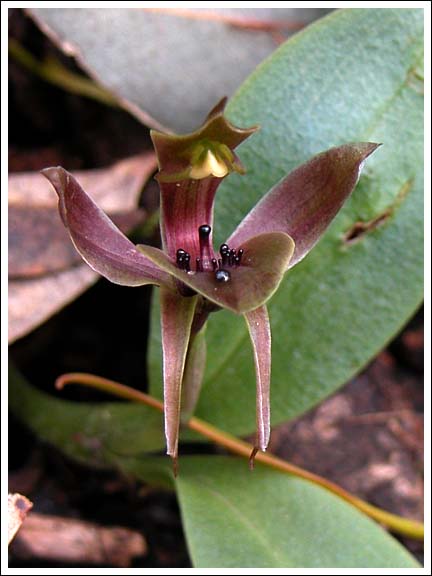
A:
[8,8,424,568]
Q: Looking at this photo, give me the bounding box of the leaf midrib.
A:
[181,475,288,567]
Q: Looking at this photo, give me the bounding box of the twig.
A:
[55,372,424,541]
[9,39,118,107]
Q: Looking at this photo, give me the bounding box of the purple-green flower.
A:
[42,99,379,464]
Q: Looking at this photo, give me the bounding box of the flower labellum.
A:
[42,97,380,470]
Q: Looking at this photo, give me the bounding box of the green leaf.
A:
[8,363,166,467]
[8,363,421,567]
[148,8,424,436]
[175,456,420,568]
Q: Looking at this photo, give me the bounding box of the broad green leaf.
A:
[148,8,424,436]
[8,363,166,466]
[8,364,421,567]
[28,8,329,131]
[174,456,420,568]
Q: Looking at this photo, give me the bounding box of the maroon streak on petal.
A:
[228,143,381,268]
[159,176,219,260]
[152,100,258,260]
[244,305,271,452]
[42,167,171,287]
[138,232,295,314]
[160,287,197,459]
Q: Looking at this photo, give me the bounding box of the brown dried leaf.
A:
[11,513,147,567]
[40,167,169,287]
[9,206,146,278]
[8,152,156,210]
[8,493,33,545]
[8,153,156,343]
[9,265,97,344]
[9,205,84,277]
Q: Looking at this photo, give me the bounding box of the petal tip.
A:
[40,166,68,195]
[365,142,383,156]
[206,96,228,119]
[40,165,65,178]
[357,142,382,159]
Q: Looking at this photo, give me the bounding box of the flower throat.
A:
[176,225,243,283]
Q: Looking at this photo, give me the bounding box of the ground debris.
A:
[10,512,147,567]
[8,493,33,545]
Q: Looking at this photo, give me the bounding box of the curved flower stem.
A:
[55,372,424,541]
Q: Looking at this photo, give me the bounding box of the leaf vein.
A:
[185,475,287,566]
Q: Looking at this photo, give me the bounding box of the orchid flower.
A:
[42,98,379,466]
